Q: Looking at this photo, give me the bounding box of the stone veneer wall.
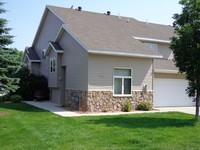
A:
[65,89,88,111]
[87,91,153,112]
[66,90,153,112]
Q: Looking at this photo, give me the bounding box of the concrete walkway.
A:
[24,101,196,117]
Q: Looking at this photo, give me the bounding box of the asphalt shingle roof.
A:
[26,47,40,61]
[47,5,174,57]
[154,59,178,71]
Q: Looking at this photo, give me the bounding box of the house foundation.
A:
[66,90,153,112]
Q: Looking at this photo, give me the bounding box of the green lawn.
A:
[0,102,200,150]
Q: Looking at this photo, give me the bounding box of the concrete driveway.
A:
[24,101,197,117]
[154,107,196,115]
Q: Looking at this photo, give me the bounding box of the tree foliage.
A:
[0,2,21,94]
[170,0,200,121]
[14,66,49,100]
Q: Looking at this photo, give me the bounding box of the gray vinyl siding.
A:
[31,63,40,75]
[35,11,63,57]
[48,49,58,87]
[88,54,153,91]
[40,59,49,77]
[59,31,88,91]
[34,10,63,76]
[51,88,61,104]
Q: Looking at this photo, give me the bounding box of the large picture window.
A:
[113,68,132,96]
[50,58,56,73]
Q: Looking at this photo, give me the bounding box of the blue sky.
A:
[2,0,181,51]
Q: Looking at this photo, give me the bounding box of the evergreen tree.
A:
[0,2,20,94]
[170,0,200,121]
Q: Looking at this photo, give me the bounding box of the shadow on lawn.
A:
[0,102,47,112]
[88,114,195,129]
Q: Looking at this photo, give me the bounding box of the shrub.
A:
[14,66,49,100]
[10,95,22,103]
[123,101,132,112]
[0,94,10,102]
[136,102,153,111]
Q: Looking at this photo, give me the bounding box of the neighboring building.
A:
[23,5,194,112]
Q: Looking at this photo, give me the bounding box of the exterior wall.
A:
[40,59,49,77]
[31,63,40,75]
[64,55,154,112]
[59,31,88,91]
[51,88,61,104]
[88,54,153,91]
[35,11,63,58]
[48,48,58,87]
[65,90,153,112]
[66,89,88,111]
[87,91,153,112]
[34,11,63,76]
[154,73,186,79]
[157,44,173,60]
[27,60,32,71]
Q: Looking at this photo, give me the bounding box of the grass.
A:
[0,102,200,150]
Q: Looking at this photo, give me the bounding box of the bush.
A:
[10,95,22,103]
[0,94,10,102]
[123,101,132,112]
[136,102,153,111]
[14,66,49,100]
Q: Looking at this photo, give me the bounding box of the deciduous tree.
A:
[171,0,200,121]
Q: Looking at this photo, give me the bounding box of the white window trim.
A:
[50,58,56,73]
[113,67,132,97]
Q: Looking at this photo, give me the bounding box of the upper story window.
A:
[113,68,132,96]
[50,58,56,73]
[144,43,158,51]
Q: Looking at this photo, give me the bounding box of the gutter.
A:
[88,50,163,59]
[133,36,171,44]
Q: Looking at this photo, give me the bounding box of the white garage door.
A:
[154,78,195,107]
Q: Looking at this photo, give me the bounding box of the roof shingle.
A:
[47,5,174,57]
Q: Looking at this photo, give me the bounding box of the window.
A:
[144,43,157,51]
[50,58,56,73]
[113,68,132,96]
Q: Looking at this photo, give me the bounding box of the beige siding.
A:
[154,73,186,79]
[88,54,153,91]
[59,31,88,90]
[157,44,173,60]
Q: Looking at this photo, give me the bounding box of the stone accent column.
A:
[65,89,88,111]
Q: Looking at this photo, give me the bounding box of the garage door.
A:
[154,78,195,107]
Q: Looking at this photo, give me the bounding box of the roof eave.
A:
[133,36,171,44]
[23,53,41,63]
[45,42,64,56]
[88,50,163,59]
